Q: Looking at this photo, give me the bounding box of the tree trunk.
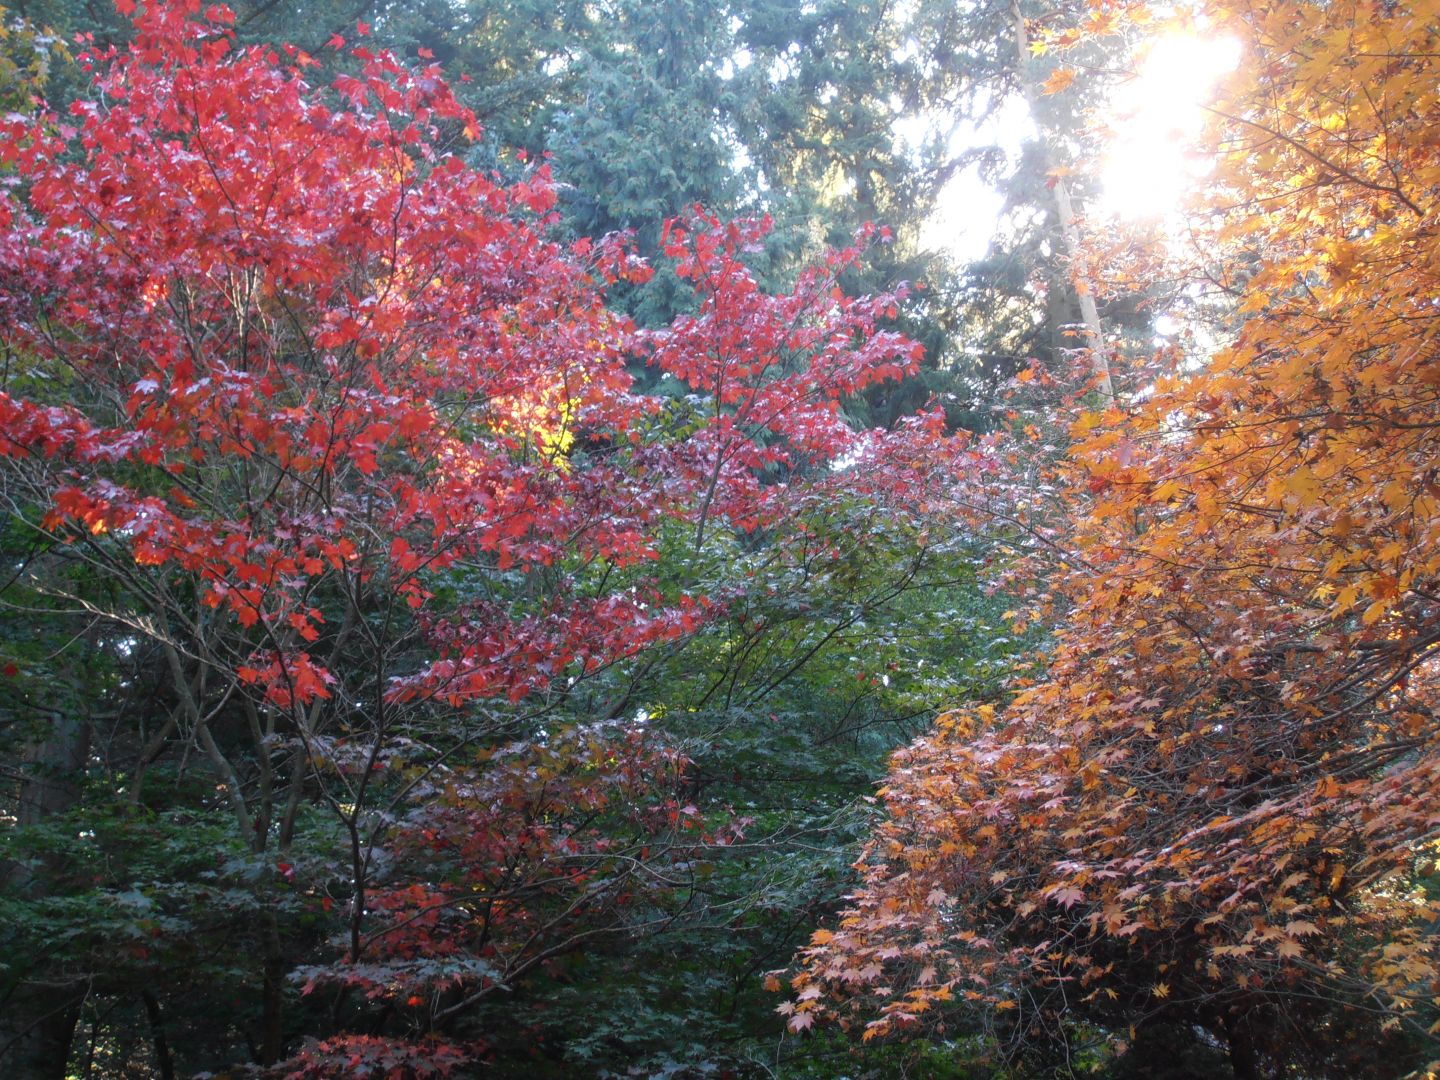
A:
[1,715,92,1079]
[1009,0,1115,401]
[14,715,90,831]
[143,991,176,1080]
[1224,1010,1261,1080]
[260,910,285,1065]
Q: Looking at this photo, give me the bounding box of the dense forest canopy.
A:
[1,1,1438,1079]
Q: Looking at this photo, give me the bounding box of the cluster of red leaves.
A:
[0,0,657,707]
[788,0,1440,1064]
[0,0,925,717]
[0,2,968,1068]
[314,724,705,1012]
[282,1034,472,1080]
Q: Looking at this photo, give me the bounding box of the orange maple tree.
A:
[788,2,1440,1075]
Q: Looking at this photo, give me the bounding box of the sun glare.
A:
[1098,31,1242,221]
[915,94,1035,264]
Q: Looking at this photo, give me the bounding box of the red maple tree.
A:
[0,2,953,1072]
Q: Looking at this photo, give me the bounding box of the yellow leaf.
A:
[1283,467,1322,506]
[1152,479,1181,503]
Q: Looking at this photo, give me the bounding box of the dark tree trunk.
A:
[1,716,92,1080]
[1224,1010,1261,1080]
[143,991,176,1080]
[14,715,90,831]
[260,911,284,1065]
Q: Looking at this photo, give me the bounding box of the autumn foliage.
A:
[0,2,949,1072]
[17,0,1440,1073]
[790,1,1440,1074]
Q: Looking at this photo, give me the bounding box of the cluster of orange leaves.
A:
[787,0,1440,1060]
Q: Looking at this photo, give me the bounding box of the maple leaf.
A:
[1050,885,1084,910]
[1041,67,1077,94]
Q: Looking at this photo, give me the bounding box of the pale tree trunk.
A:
[1010,0,1116,401]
